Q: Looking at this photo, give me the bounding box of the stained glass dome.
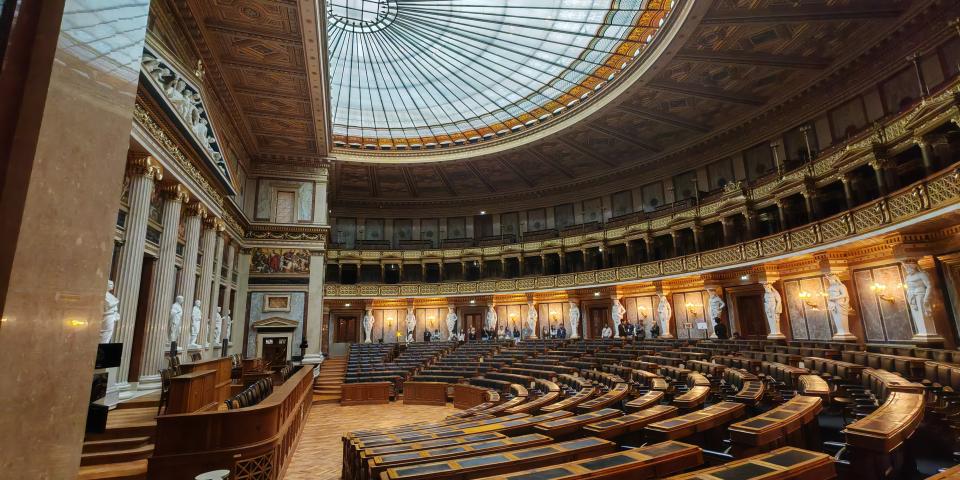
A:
[326,0,672,153]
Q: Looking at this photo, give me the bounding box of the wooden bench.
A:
[672,386,710,411]
[380,436,617,480]
[645,401,746,442]
[583,405,678,440]
[665,447,835,479]
[843,391,925,479]
[541,388,596,413]
[729,395,823,457]
[798,375,831,402]
[624,390,664,412]
[576,383,629,413]
[475,440,702,480]
[533,408,622,440]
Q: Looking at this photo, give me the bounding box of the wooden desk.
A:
[843,391,924,452]
[729,395,823,457]
[583,405,678,440]
[645,401,746,442]
[166,369,216,414]
[673,386,710,411]
[476,440,702,480]
[453,384,492,410]
[404,382,448,406]
[506,390,561,414]
[533,408,622,440]
[180,356,232,405]
[542,388,596,413]
[665,447,835,479]
[798,375,830,401]
[576,383,629,413]
[381,436,617,480]
[342,382,392,405]
[624,390,664,412]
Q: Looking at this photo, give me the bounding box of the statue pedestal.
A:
[138,375,162,390]
[301,353,324,366]
[766,333,787,340]
[659,333,674,339]
[832,332,858,341]
[103,367,120,407]
[911,332,945,345]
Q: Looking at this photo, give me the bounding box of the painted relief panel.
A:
[611,191,633,217]
[420,218,439,246]
[624,295,656,337]
[364,218,385,241]
[333,217,356,248]
[246,292,305,357]
[707,158,735,190]
[881,68,918,113]
[853,265,914,342]
[536,302,570,337]
[447,217,466,239]
[672,170,698,200]
[250,248,310,274]
[393,219,413,245]
[500,212,519,237]
[829,97,868,140]
[582,198,603,224]
[783,277,833,340]
[641,182,664,211]
[527,209,547,231]
[672,291,708,339]
[555,204,575,228]
[744,143,774,181]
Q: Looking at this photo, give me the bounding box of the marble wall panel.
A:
[783,277,833,340]
[246,292,305,355]
[254,179,314,222]
[421,218,439,245]
[527,208,547,230]
[853,265,915,342]
[707,158,735,190]
[364,218,384,241]
[673,291,708,339]
[829,97,868,140]
[624,295,656,336]
[582,198,603,223]
[672,170,699,200]
[555,203,575,228]
[641,182,664,211]
[500,212,519,236]
[536,302,570,336]
[447,217,466,238]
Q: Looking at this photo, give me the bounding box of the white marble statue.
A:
[362,308,374,343]
[526,302,539,339]
[903,260,937,337]
[100,280,120,344]
[611,298,626,338]
[189,300,202,349]
[167,295,183,345]
[762,282,785,339]
[405,307,417,339]
[485,305,498,331]
[222,309,232,345]
[707,289,725,339]
[825,274,856,340]
[210,306,222,345]
[445,307,458,340]
[142,54,171,83]
[569,301,580,339]
[656,293,673,339]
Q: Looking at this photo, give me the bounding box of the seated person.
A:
[714,321,728,339]
[650,322,661,338]
[406,332,414,343]
[617,320,629,337]
[550,324,558,338]
[468,327,477,341]
[625,321,635,337]
[732,331,741,339]
[601,324,613,338]
[557,325,567,338]
[423,329,432,342]
[512,325,521,339]
[432,329,441,341]
[542,325,551,338]
[497,325,506,338]
[635,324,646,340]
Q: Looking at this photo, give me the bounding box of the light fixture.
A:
[480,210,486,215]
[344,303,351,307]
[637,305,648,320]
[740,275,749,281]
[870,282,896,302]
[685,302,701,316]
[594,292,600,297]
[797,291,825,310]
[470,299,476,304]
[598,247,603,252]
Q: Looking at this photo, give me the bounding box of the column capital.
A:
[185,201,207,218]
[160,182,190,203]
[203,215,225,231]
[127,153,163,181]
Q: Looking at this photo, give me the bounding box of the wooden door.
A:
[464,313,482,337]
[335,316,357,343]
[262,336,288,365]
[589,307,608,339]
[735,294,767,339]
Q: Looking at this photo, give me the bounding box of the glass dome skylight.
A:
[326,0,672,152]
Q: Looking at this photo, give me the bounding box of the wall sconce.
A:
[685,302,701,316]
[637,305,648,320]
[428,316,435,328]
[870,282,896,303]
[797,290,826,310]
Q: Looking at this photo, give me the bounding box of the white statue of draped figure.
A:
[902,260,940,340]
[611,298,626,338]
[485,305,498,331]
[656,293,673,338]
[825,274,856,340]
[707,289,725,339]
[100,280,120,344]
[167,295,183,345]
[568,301,581,339]
[189,300,202,349]
[405,307,417,340]
[222,309,232,345]
[210,306,222,345]
[526,302,538,339]
[762,282,785,339]
[445,307,458,340]
[362,309,374,343]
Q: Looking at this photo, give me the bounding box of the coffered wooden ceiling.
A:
[161,0,943,210]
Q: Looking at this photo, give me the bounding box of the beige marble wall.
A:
[0,1,151,476]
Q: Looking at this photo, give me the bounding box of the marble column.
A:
[232,251,253,353]
[916,137,936,175]
[207,230,225,349]
[870,159,889,196]
[221,243,236,348]
[720,218,733,246]
[670,231,679,257]
[114,156,162,387]
[195,218,218,351]
[304,251,327,365]
[841,175,855,210]
[775,200,787,231]
[176,203,205,350]
[139,184,187,386]
[691,227,703,253]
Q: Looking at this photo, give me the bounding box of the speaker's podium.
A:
[86,343,122,433]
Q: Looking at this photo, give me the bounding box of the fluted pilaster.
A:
[114,155,162,386]
[195,218,218,350]
[176,203,204,350]
[207,233,225,347]
[139,184,187,384]
[221,244,236,346]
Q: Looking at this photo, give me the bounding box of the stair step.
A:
[80,444,154,466]
[77,459,148,480]
[82,436,151,454]
[84,423,156,442]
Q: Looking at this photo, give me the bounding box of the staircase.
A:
[313,357,347,404]
[77,395,159,480]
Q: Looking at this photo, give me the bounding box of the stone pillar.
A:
[176,203,205,350]
[916,137,936,175]
[720,217,733,246]
[775,200,787,231]
[641,237,651,262]
[802,192,817,222]
[206,230,225,351]
[770,141,783,177]
[840,174,855,210]
[114,156,162,387]
[870,158,889,196]
[221,243,236,346]
[743,211,758,239]
[908,52,929,98]
[559,253,567,273]
[691,227,703,253]
[232,250,252,353]
[195,218,218,351]
[304,251,327,365]
[138,183,187,386]
[670,231,679,257]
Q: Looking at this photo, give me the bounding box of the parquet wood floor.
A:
[284,402,459,480]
